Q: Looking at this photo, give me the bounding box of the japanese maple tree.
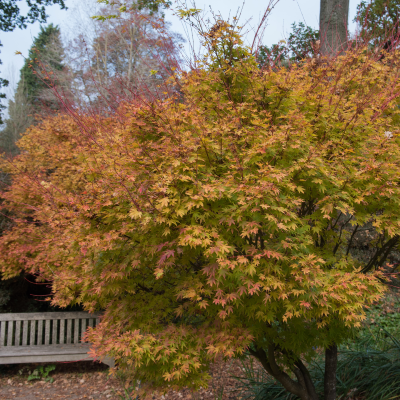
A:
[2,17,400,400]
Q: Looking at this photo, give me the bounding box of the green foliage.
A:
[93,0,171,20]
[112,368,141,400]
[177,8,202,19]
[0,38,7,123]
[234,330,400,400]
[356,0,400,47]
[204,20,253,72]
[0,0,67,124]
[19,23,64,112]
[0,40,9,125]
[257,22,319,67]
[0,78,34,155]
[27,364,56,383]
[115,386,140,400]
[362,292,400,339]
[0,1,66,32]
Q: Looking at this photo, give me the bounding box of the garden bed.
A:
[0,358,250,400]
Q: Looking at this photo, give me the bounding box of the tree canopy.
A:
[0,0,66,31]
[258,22,319,67]
[62,3,182,114]
[356,0,400,46]
[94,0,171,19]
[2,19,400,399]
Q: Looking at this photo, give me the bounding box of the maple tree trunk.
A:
[319,0,349,56]
[324,343,338,400]
[249,345,320,400]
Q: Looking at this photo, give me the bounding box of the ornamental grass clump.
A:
[1,19,400,400]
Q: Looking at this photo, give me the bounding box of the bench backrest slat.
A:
[66,319,72,344]
[22,321,28,346]
[37,320,43,346]
[7,322,13,346]
[59,319,65,345]
[45,320,50,345]
[82,319,87,338]
[0,320,5,345]
[0,312,100,347]
[74,319,79,344]
[30,321,35,346]
[15,321,21,346]
[52,320,58,345]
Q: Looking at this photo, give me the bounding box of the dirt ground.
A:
[0,358,250,400]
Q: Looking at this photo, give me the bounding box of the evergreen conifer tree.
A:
[0,24,65,155]
[0,0,67,124]
[19,23,64,113]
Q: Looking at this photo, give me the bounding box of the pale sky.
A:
[0,0,361,98]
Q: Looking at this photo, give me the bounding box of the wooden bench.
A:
[0,312,114,367]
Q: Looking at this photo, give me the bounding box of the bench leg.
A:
[102,356,115,368]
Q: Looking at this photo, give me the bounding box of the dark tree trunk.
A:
[319,0,349,56]
[324,343,338,400]
[249,344,320,400]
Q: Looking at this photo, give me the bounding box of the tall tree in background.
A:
[62,1,183,114]
[0,79,33,155]
[257,0,350,66]
[0,23,66,155]
[257,22,319,67]
[319,0,349,56]
[19,23,65,113]
[0,46,8,124]
[0,0,67,124]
